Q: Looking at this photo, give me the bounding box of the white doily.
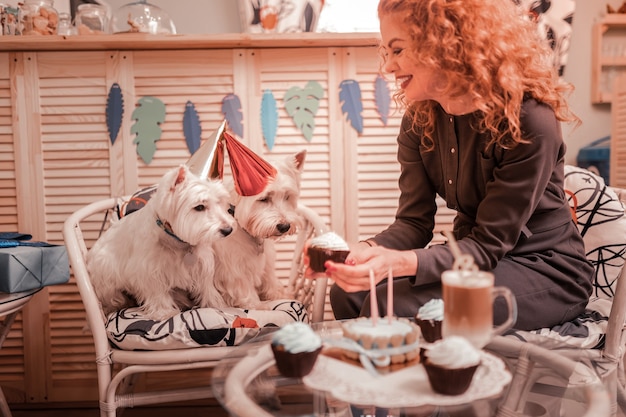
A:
[303,351,511,408]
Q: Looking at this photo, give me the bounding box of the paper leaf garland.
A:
[222,94,244,138]
[131,96,166,165]
[106,83,124,144]
[339,79,364,134]
[374,75,391,126]
[260,89,278,151]
[183,101,202,155]
[284,80,324,142]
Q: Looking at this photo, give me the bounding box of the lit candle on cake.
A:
[387,266,393,323]
[369,268,379,326]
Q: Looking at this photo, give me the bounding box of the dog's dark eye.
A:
[193,205,205,211]
[258,197,269,203]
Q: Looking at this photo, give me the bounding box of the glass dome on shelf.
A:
[109,0,176,35]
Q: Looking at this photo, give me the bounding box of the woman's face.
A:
[379,13,445,103]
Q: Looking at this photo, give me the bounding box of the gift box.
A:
[0,243,70,293]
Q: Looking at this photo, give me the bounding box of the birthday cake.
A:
[340,317,420,367]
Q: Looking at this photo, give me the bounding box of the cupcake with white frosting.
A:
[271,322,323,377]
[422,336,481,395]
[307,231,350,273]
[415,299,444,343]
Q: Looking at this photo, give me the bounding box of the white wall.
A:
[103,0,242,33]
[562,0,620,165]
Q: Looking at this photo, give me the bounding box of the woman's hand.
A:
[303,240,375,279]
[325,246,418,292]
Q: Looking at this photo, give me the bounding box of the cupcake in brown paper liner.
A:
[307,232,350,273]
[422,336,481,395]
[414,298,444,343]
[271,322,322,378]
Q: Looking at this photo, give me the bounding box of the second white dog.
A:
[212,150,307,308]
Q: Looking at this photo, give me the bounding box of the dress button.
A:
[451,148,456,154]
[449,117,453,123]
[448,179,453,185]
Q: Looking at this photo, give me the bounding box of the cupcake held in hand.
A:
[422,336,481,395]
[271,322,323,378]
[307,231,350,273]
[415,299,444,343]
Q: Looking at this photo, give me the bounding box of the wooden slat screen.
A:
[0,53,27,403]
[37,51,113,401]
[0,43,456,404]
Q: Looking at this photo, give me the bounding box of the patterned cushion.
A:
[508,165,626,348]
[565,165,626,299]
[106,299,308,350]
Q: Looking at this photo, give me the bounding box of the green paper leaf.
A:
[283,81,324,142]
[131,96,166,164]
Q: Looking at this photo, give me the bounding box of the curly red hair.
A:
[378,0,579,150]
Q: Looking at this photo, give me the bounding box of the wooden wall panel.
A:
[0,52,27,405]
[0,54,17,231]
[0,41,456,405]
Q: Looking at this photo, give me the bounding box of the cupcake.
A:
[422,336,481,395]
[415,299,444,343]
[307,232,350,273]
[271,322,323,378]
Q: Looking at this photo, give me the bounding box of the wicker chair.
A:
[62,196,329,417]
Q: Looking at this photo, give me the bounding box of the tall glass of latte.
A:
[441,270,517,348]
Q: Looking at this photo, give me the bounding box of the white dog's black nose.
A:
[277,223,291,234]
[221,226,233,237]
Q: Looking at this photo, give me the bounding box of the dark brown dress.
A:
[331,98,593,331]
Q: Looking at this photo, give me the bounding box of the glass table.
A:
[212,320,610,417]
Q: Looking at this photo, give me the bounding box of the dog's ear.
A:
[175,166,187,187]
[292,150,306,172]
[165,165,189,192]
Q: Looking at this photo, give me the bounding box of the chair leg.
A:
[616,380,626,415]
[0,387,13,417]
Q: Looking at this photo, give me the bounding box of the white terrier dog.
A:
[212,150,307,308]
[86,165,235,320]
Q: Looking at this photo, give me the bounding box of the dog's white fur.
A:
[86,165,235,320]
[212,150,307,308]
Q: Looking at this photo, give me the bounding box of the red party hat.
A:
[220,131,277,196]
[185,120,276,196]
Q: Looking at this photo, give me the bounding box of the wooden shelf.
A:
[0,32,381,51]
[592,15,626,104]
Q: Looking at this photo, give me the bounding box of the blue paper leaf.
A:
[222,94,244,138]
[260,90,278,151]
[106,83,124,144]
[339,79,364,134]
[183,101,202,155]
[374,75,391,126]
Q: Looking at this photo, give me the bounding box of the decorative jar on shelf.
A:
[20,0,59,35]
[76,3,109,35]
[109,0,176,35]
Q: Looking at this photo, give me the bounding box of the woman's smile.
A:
[396,75,412,89]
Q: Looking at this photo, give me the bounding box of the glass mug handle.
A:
[491,286,518,337]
